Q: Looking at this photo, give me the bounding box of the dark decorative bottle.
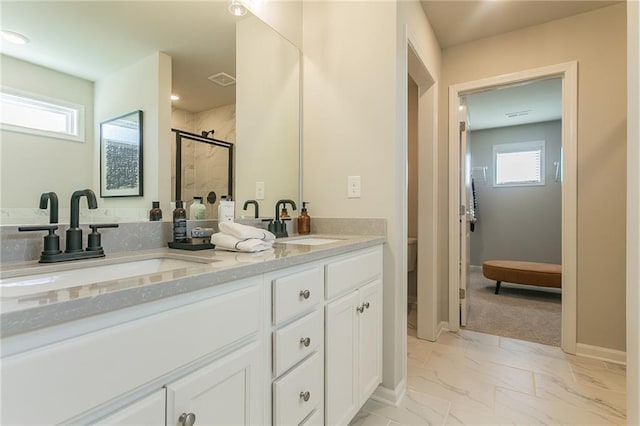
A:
[149,201,163,221]
[173,201,187,242]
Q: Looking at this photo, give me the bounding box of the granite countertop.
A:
[0,234,384,338]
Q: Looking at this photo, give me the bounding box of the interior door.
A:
[459,100,471,326]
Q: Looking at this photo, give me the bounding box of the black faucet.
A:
[243,200,259,218]
[268,199,297,238]
[66,189,98,253]
[19,189,119,263]
[39,192,59,224]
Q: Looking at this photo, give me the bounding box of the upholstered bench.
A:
[482,260,562,294]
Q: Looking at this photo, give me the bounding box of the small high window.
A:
[493,140,545,187]
[0,88,84,142]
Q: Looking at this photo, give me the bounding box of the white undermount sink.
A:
[281,237,342,246]
[0,257,212,298]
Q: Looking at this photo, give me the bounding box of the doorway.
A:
[448,62,578,354]
[461,79,563,345]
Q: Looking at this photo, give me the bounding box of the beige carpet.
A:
[464,267,561,346]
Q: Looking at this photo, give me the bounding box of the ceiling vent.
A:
[208,72,236,87]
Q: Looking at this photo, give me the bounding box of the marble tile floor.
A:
[351,326,626,425]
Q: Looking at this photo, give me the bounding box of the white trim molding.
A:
[576,343,627,366]
[447,62,578,354]
[371,379,407,407]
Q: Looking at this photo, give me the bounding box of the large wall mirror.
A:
[0,1,300,224]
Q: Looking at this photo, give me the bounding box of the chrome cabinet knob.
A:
[178,412,196,426]
[300,391,311,402]
[300,337,311,347]
[364,302,370,309]
[356,305,364,314]
[299,289,310,299]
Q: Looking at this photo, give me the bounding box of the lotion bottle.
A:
[217,196,235,222]
[189,196,206,220]
[297,202,311,235]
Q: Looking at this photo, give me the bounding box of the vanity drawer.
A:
[325,246,383,299]
[272,266,323,324]
[273,309,323,377]
[273,351,323,426]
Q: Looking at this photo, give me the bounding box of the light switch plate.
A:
[256,181,265,200]
[347,176,361,198]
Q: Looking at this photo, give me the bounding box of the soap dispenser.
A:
[297,202,310,235]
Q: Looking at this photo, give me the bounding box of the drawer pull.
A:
[299,289,311,299]
[300,391,311,402]
[178,412,197,426]
[300,337,311,347]
[356,305,364,314]
[364,302,370,310]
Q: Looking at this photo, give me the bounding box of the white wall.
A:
[303,0,442,400]
[0,55,94,220]
[627,0,639,422]
[94,52,172,214]
[469,121,562,266]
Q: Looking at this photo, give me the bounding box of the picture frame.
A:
[100,110,143,197]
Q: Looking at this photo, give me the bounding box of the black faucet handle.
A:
[87,224,119,252]
[18,225,61,255]
[89,223,119,231]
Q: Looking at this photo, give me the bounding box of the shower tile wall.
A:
[171,104,236,219]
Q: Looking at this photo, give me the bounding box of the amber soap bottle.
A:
[297,202,310,235]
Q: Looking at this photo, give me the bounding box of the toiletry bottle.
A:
[189,196,206,220]
[217,196,235,222]
[173,200,188,242]
[149,201,162,221]
[297,202,311,235]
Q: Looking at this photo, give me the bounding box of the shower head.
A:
[201,129,215,138]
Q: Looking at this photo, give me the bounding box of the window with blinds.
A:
[493,140,545,187]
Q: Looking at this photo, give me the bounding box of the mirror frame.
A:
[99,110,143,198]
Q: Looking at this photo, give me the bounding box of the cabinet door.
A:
[325,290,359,426]
[358,279,383,404]
[93,389,166,425]
[166,342,263,426]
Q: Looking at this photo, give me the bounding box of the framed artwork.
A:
[100,110,143,197]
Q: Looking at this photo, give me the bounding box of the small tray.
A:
[168,239,215,251]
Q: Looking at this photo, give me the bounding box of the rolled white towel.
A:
[211,232,273,252]
[218,221,276,241]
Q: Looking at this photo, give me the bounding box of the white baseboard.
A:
[371,379,406,407]
[576,343,627,365]
[436,321,449,339]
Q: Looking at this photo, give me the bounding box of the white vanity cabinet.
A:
[0,277,266,425]
[165,341,263,426]
[325,247,383,426]
[270,265,325,425]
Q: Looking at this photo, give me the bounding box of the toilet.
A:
[407,237,417,272]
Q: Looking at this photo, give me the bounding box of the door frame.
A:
[447,62,578,354]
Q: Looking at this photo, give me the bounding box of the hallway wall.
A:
[438,4,627,351]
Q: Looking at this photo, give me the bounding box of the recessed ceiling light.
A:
[1,30,30,45]
[228,0,247,17]
[171,94,180,101]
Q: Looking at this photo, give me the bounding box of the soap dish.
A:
[168,239,215,251]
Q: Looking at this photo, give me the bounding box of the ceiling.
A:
[0,1,247,113]
[1,1,622,117]
[420,0,622,130]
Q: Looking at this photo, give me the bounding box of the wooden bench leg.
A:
[495,281,502,294]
